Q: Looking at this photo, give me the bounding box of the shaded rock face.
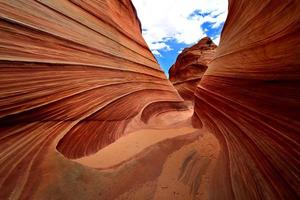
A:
[0,1,186,199]
[193,0,300,199]
[169,37,217,102]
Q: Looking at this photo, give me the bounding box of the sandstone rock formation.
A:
[192,0,300,199]
[0,0,188,199]
[0,0,299,199]
[169,37,217,102]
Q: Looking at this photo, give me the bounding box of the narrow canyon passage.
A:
[0,0,299,200]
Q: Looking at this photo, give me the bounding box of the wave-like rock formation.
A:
[1,0,299,199]
[169,37,217,102]
[193,0,300,199]
[0,0,187,199]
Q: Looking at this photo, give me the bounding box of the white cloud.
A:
[152,49,162,56]
[177,48,184,54]
[213,35,221,45]
[132,0,227,52]
[150,42,173,51]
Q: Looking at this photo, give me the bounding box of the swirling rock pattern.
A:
[169,37,217,102]
[0,0,186,199]
[193,0,300,199]
[1,0,299,199]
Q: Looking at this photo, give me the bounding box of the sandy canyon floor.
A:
[27,107,221,200]
[60,108,220,200]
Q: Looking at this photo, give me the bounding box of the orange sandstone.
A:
[169,37,217,102]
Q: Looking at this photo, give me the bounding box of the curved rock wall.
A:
[1,0,299,199]
[193,0,300,199]
[0,0,184,198]
[169,37,217,102]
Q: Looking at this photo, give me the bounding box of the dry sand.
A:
[71,109,220,199]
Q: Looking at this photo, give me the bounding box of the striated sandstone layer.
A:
[0,0,196,199]
[193,0,300,199]
[169,37,217,102]
[0,0,299,199]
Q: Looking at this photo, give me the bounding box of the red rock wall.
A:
[0,1,184,198]
[193,0,300,199]
[1,0,299,199]
[169,37,217,101]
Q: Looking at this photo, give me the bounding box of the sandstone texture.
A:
[0,0,299,200]
[193,0,300,199]
[169,37,217,102]
[0,1,190,199]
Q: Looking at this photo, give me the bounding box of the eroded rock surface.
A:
[193,0,300,199]
[0,0,299,199]
[0,1,190,199]
[169,37,217,102]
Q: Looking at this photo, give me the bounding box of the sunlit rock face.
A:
[193,0,300,199]
[169,37,217,102]
[0,0,185,199]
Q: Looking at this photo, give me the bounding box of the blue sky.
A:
[153,22,225,75]
[132,0,228,76]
